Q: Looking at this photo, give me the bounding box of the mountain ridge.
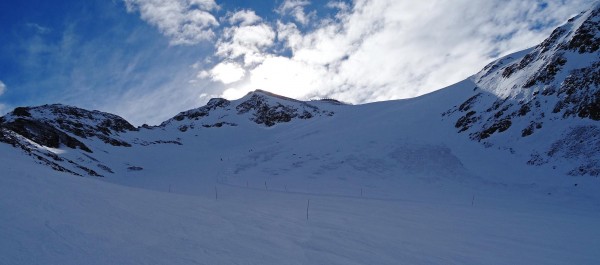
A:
[0,3,599,183]
[445,3,600,176]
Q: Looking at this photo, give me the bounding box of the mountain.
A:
[446,3,600,176]
[2,3,600,184]
[0,104,136,176]
[0,91,340,178]
[159,90,336,130]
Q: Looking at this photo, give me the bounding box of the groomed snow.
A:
[1,142,599,265]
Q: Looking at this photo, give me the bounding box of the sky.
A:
[0,0,595,125]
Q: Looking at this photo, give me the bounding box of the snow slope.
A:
[447,2,600,176]
[2,143,600,265]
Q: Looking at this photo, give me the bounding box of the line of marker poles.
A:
[202,178,317,221]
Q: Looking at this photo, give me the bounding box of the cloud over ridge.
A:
[124,0,220,45]
[40,0,592,125]
[0,81,6,96]
[192,0,594,104]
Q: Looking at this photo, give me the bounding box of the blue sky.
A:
[0,0,594,125]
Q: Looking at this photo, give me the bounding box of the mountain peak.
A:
[160,89,335,130]
[476,2,599,97]
[0,104,135,150]
[240,89,303,103]
[4,104,135,130]
[445,2,600,176]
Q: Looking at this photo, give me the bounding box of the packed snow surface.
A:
[2,145,600,265]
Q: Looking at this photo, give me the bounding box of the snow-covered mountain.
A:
[0,104,136,176]
[3,2,600,181]
[2,3,600,265]
[0,90,342,178]
[446,3,600,176]
[159,90,336,130]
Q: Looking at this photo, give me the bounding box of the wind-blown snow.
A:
[1,143,599,265]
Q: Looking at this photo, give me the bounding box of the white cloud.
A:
[227,10,262,26]
[124,0,219,45]
[0,80,6,96]
[214,0,593,103]
[326,1,350,11]
[122,0,594,125]
[215,23,276,66]
[277,0,315,25]
[208,62,246,84]
[222,56,326,99]
[0,81,7,115]
[197,70,210,78]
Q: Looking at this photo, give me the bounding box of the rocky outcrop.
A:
[235,90,334,127]
[161,90,336,129]
[0,104,137,177]
[446,3,600,175]
[1,104,136,148]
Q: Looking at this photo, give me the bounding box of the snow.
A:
[2,144,600,265]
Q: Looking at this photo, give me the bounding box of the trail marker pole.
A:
[215,186,218,201]
[265,181,268,191]
[471,195,475,206]
[306,199,310,221]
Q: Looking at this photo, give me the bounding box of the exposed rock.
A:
[202,122,237,128]
[445,4,600,175]
[1,118,92,152]
[235,92,332,127]
[166,98,231,124]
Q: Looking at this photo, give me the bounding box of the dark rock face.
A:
[554,62,600,120]
[502,53,536,78]
[0,127,101,177]
[544,125,600,176]
[236,92,333,127]
[12,107,31,117]
[42,105,135,147]
[523,54,567,88]
[0,104,137,177]
[1,118,92,152]
[455,110,478,133]
[202,122,237,128]
[452,4,600,138]
[480,119,512,139]
[167,98,231,123]
[163,90,335,129]
[1,104,136,148]
[565,7,600,53]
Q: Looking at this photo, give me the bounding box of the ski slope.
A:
[2,142,599,265]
